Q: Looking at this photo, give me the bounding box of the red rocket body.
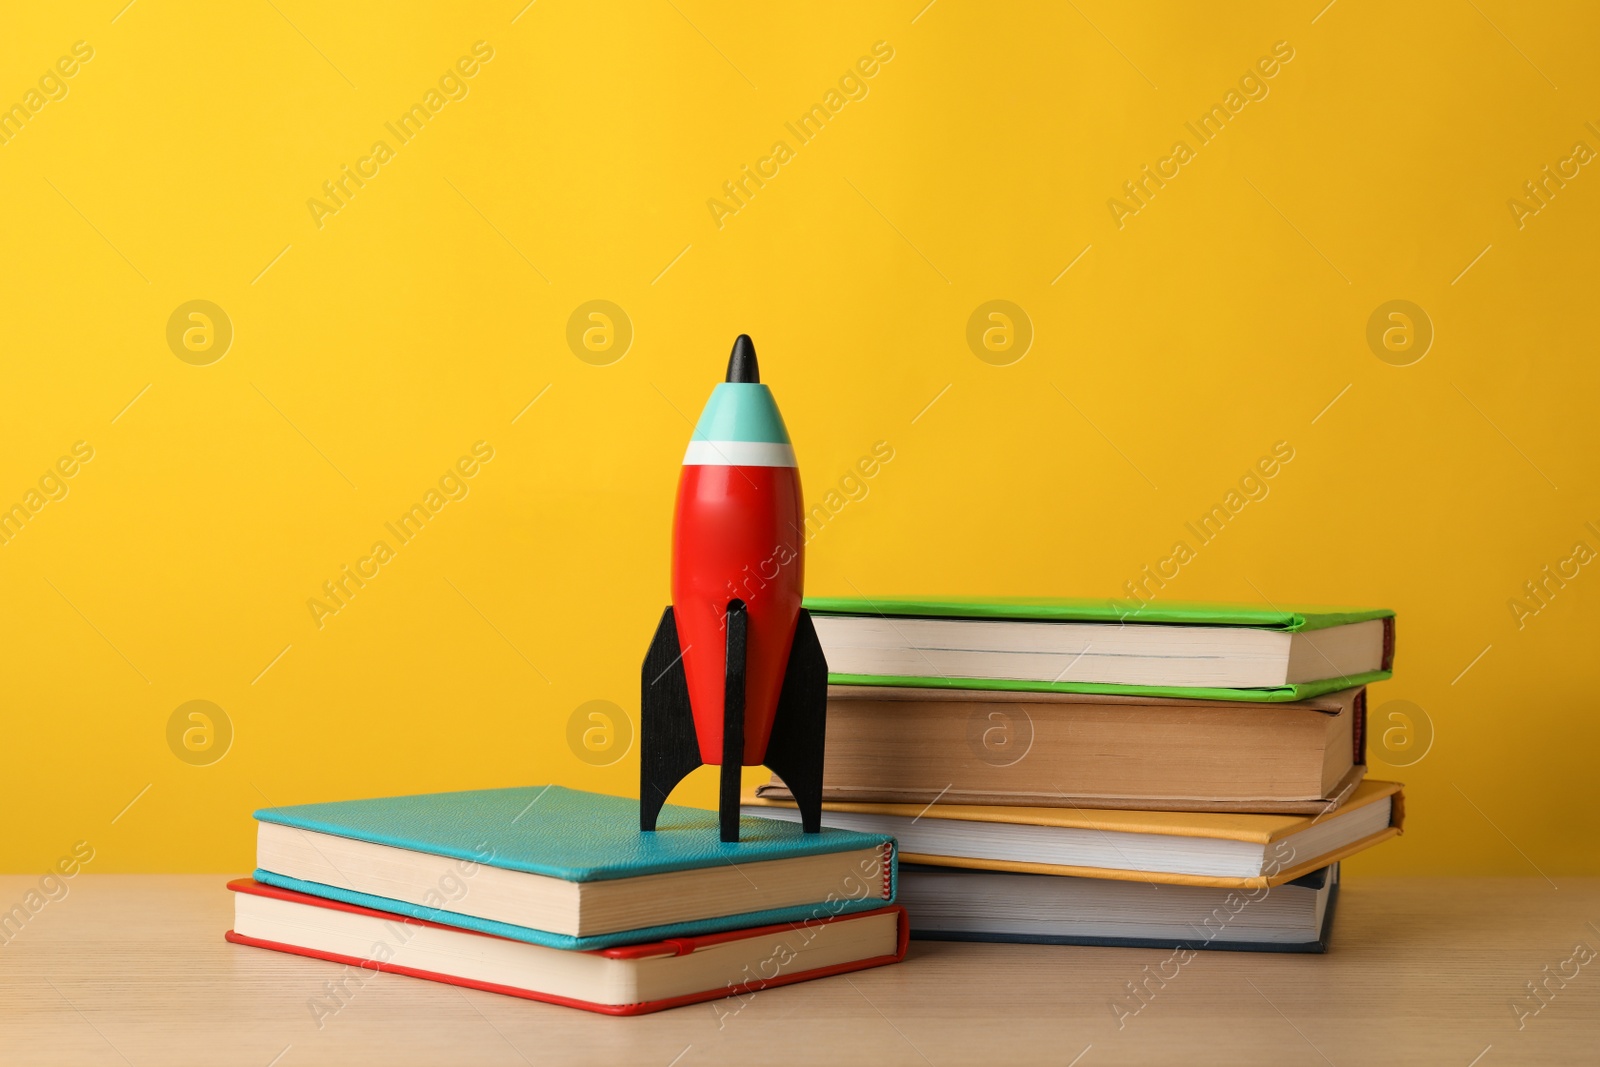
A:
[672,464,803,765]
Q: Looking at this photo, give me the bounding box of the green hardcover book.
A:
[802,597,1395,702]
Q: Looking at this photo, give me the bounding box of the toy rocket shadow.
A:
[640,336,828,843]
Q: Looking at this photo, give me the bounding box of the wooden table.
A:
[1,876,1595,1066]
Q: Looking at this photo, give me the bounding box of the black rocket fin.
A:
[719,601,749,843]
[761,609,829,834]
[640,607,702,832]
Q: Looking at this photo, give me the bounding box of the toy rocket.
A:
[640,335,828,842]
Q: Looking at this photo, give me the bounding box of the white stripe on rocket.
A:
[683,440,797,467]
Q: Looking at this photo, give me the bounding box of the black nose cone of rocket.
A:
[726,334,759,384]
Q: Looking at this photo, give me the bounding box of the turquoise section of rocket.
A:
[690,383,792,444]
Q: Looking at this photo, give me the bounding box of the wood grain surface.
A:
[1,875,1596,1066]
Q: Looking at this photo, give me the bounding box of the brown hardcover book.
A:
[755,685,1367,815]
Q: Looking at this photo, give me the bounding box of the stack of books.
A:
[743,597,1405,953]
[226,786,906,1014]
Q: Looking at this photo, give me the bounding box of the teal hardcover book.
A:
[252,785,897,951]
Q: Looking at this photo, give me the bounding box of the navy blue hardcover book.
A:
[900,863,1339,954]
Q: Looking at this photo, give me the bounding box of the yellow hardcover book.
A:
[742,780,1404,890]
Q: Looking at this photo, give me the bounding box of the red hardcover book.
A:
[225,879,907,1016]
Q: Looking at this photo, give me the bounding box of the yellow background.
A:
[2,1,1596,877]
